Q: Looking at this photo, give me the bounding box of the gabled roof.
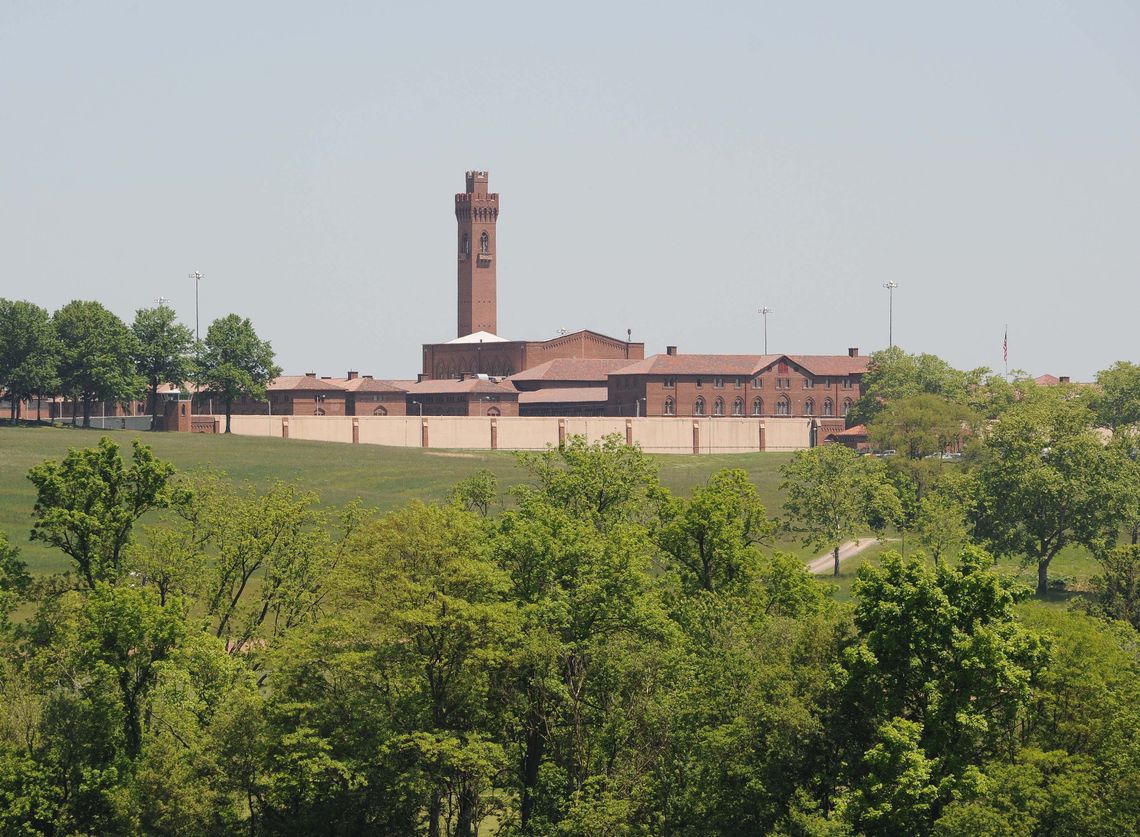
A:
[331,376,408,393]
[508,358,637,383]
[834,424,868,438]
[610,354,775,376]
[405,378,519,396]
[268,375,347,392]
[537,328,638,346]
[447,331,511,344]
[612,352,869,378]
[1034,374,1061,386]
[517,387,609,404]
[756,355,870,376]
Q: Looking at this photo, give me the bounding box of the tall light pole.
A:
[758,307,773,354]
[882,282,899,347]
[189,271,204,341]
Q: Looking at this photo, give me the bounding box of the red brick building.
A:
[508,358,633,416]
[605,347,868,432]
[404,377,519,416]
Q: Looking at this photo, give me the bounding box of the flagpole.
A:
[1003,325,1008,379]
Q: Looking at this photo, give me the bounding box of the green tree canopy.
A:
[658,468,774,594]
[131,304,195,428]
[52,300,142,427]
[27,438,179,588]
[0,299,59,421]
[781,443,902,576]
[851,346,985,424]
[972,395,1128,595]
[1092,360,1140,431]
[868,393,976,460]
[196,314,281,433]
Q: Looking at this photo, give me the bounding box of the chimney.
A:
[347,371,359,380]
[848,347,859,357]
[305,372,316,378]
[1060,376,1070,384]
[666,345,678,356]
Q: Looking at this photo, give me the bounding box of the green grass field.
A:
[0,425,1104,602]
[0,424,804,573]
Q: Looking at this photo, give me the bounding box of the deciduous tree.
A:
[0,299,59,422]
[27,438,179,587]
[196,314,281,433]
[972,397,1127,595]
[131,304,194,428]
[52,300,141,427]
[781,444,901,576]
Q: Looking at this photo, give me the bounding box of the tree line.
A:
[0,298,280,431]
[846,346,1140,596]
[2,430,1140,835]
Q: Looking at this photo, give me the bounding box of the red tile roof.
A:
[331,376,408,393]
[405,378,519,396]
[610,352,867,378]
[783,355,870,376]
[611,354,776,376]
[1034,374,1061,386]
[268,375,347,392]
[834,424,868,437]
[508,358,637,383]
[517,387,609,404]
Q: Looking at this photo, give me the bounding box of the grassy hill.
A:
[0,425,1102,601]
[0,424,801,573]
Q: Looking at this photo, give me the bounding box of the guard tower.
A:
[455,170,499,337]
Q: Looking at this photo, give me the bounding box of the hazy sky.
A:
[2,1,1137,380]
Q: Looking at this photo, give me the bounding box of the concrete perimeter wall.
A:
[219,415,814,454]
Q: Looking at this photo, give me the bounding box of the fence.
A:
[210,415,815,454]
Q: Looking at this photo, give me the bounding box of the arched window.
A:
[713,397,724,416]
[732,397,744,416]
[314,408,326,416]
[777,397,790,416]
[694,397,705,416]
[823,399,834,417]
[461,233,470,255]
[487,406,501,416]
[843,399,852,417]
[804,399,814,416]
[373,405,388,416]
[480,231,489,254]
[664,397,675,416]
[752,397,763,416]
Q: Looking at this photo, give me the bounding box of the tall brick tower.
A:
[455,170,499,337]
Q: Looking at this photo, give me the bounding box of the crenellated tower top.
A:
[455,170,499,337]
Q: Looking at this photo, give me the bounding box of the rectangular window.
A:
[663,377,675,389]
[804,379,814,389]
[696,378,703,388]
[713,377,724,388]
[734,377,742,389]
[754,377,763,388]
[843,379,854,389]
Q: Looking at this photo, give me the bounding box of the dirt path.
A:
[806,539,887,575]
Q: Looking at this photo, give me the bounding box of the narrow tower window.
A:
[480,231,489,254]
[462,233,470,255]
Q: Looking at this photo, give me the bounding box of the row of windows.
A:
[661,376,857,390]
[662,396,852,417]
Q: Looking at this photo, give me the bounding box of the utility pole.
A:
[758,307,773,354]
[882,282,899,347]
[189,271,204,341]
